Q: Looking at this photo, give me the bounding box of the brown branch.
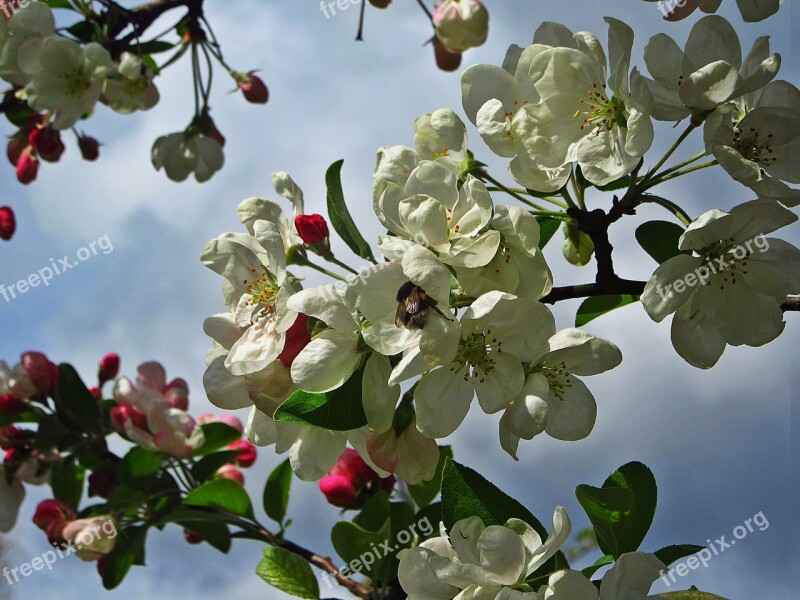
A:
[540,280,646,304]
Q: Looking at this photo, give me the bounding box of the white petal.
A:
[415,368,475,438]
[290,330,361,393]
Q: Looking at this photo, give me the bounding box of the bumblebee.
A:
[395,281,452,330]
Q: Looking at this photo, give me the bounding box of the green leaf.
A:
[41,0,74,8]
[135,40,175,54]
[441,459,546,537]
[185,479,253,518]
[193,422,242,456]
[101,526,147,590]
[575,294,640,327]
[655,544,706,567]
[414,502,442,540]
[658,591,729,600]
[50,456,85,508]
[66,20,97,42]
[536,216,561,249]
[353,491,391,531]
[120,447,162,490]
[575,461,657,558]
[580,553,614,579]
[408,446,452,508]
[331,518,391,579]
[264,459,293,524]
[191,450,239,482]
[256,546,320,599]
[635,221,691,264]
[597,175,632,192]
[562,222,595,266]
[56,364,101,431]
[326,159,377,263]
[274,365,367,431]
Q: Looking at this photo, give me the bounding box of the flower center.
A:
[732,126,777,167]
[449,330,503,383]
[61,67,92,98]
[540,361,573,402]
[244,266,279,312]
[574,84,627,134]
[701,238,754,290]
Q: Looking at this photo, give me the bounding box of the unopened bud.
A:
[0,206,16,241]
[238,72,269,104]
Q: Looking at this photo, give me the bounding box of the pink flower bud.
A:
[279,314,311,368]
[0,394,26,416]
[216,463,245,485]
[28,127,65,163]
[98,353,120,384]
[319,448,395,509]
[62,516,118,561]
[294,214,330,245]
[239,73,269,104]
[0,206,15,242]
[78,135,100,161]
[433,0,489,53]
[227,439,257,468]
[16,151,39,185]
[21,351,59,395]
[196,413,244,432]
[110,404,148,435]
[33,499,77,545]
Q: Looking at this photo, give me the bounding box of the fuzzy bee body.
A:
[395,281,452,330]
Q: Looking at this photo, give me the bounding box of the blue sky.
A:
[0,1,797,598]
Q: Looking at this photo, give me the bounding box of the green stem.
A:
[414,0,433,21]
[481,172,550,211]
[325,255,359,276]
[644,160,719,188]
[486,187,567,209]
[570,172,587,211]
[643,121,698,183]
[649,150,708,182]
[304,260,348,282]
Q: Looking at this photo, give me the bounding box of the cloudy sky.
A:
[1,0,797,598]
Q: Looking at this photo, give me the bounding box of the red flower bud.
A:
[216,463,245,485]
[368,0,392,7]
[33,499,77,545]
[7,135,27,166]
[16,151,39,185]
[21,351,59,395]
[319,474,359,508]
[239,73,269,104]
[78,135,100,161]
[227,439,257,468]
[98,353,120,384]
[0,206,16,241]
[28,127,65,163]
[184,529,204,544]
[279,314,311,368]
[88,470,117,498]
[0,394,26,416]
[295,214,330,245]
[434,37,462,72]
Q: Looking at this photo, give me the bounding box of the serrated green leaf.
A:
[120,447,162,489]
[580,553,615,579]
[326,159,377,263]
[575,485,634,558]
[41,0,74,8]
[256,546,320,599]
[536,216,561,249]
[66,20,96,42]
[331,519,391,578]
[274,365,367,431]
[191,450,239,482]
[56,364,101,431]
[135,40,175,54]
[182,520,232,554]
[264,458,293,524]
[655,544,706,567]
[185,479,253,518]
[635,220,691,264]
[575,294,640,327]
[408,446,452,508]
